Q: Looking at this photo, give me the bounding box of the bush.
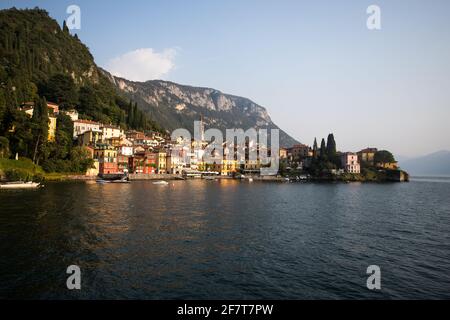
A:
[0,158,45,181]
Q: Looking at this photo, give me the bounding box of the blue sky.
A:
[2,0,450,157]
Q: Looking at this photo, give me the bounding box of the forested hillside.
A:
[0,8,161,173]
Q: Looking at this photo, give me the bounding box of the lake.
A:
[1,178,449,299]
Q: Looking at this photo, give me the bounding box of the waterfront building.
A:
[340,152,361,174]
[157,150,168,174]
[376,161,399,170]
[73,119,101,138]
[357,148,378,166]
[94,144,118,174]
[129,151,157,174]
[221,159,238,176]
[117,154,130,173]
[288,144,310,161]
[166,147,189,174]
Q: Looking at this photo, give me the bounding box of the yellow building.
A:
[77,130,103,147]
[94,145,117,163]
[221,159,238,176]
[20,102,58,142]
[244,159,260,171]
[376,162,399,170]
[48,116,57,142]
[157,151,167,174]
[357,148,378,166]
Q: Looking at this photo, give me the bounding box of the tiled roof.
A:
[74,119,101,125]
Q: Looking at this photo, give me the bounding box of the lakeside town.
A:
[0,99,408,185]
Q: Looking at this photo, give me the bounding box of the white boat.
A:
[248,177,254,182]
[96,179,111,184]
[153,180,169,185]
[0,181,41,189]
[111,179,130,184]
[204,176,216,181]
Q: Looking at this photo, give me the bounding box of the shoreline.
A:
[42,173,409,183]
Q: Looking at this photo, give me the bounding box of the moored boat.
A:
[0,181,42,189]
[153,180,169,185]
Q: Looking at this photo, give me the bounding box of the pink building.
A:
[341,152,360,174]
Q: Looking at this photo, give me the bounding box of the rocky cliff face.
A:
[102,70,299,147]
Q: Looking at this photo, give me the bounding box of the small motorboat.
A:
[96,179,111,184]
[248,177,254,182]
[111,179,130,184]
[0,181,42,189]
[153,180,169,185]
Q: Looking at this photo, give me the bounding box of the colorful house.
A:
[73,119,101,138]
[340,152,361,174]
[94,144,118,174]
[357,148,378,166]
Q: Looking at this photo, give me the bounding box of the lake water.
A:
[1,178,450,299]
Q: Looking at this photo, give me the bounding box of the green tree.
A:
[40,73,78,109]
[62,20,69,34]
[78,85,98,117]
[55,113,73,159]
[326,133,338,165]
[319,138,327,160]
[374,150,395,164]
[31,96,49,164]
[326,133,336,158]
[313,138,318,158]
[69,146,94,173]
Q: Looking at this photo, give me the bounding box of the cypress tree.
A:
[31,97,49,163]
[62,20,69,34]
[313,138,318,158]
[326,133,337,160]
[320,138,327,160]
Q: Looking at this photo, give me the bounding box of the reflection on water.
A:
[1,179,450,299]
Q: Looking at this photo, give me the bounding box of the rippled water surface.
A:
[1,179,450,299]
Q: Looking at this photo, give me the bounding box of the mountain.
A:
[0,8,299,148]
[400,150,450,176]
[102,72,299,147]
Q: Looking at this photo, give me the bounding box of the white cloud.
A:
[105,48,176,81]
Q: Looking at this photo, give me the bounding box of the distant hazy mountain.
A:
[102,70,300,147]
[400,150,450,176]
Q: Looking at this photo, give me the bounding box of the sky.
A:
[2,0,450,158]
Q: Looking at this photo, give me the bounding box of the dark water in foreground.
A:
[1,178,450,299]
